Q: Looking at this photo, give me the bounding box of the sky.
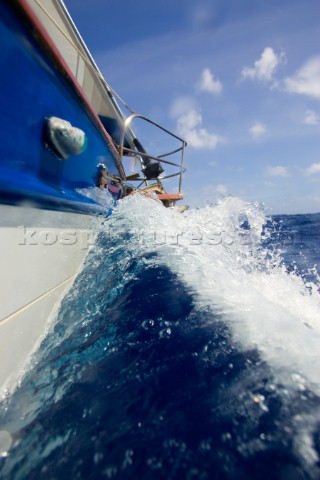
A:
[64,0,320,214]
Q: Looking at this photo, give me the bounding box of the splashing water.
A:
[1,195,320,479]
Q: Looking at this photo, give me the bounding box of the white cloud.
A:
[197,68,222,94]
[305,162,320,175]
[249,121,267,138]
[216,184,228,194]
[284,56,320,100]
[180,124,222,149]
[177,109,201,131]
[190,4,215,31]
[265,166,289,177]
[169,96,197,119]
[241,47,285,82]
[203,183,228,195]
[304,110,319,125]
[307,196,320,203]
[264,181,276,187]
[176,108,224,149]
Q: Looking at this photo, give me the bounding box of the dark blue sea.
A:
[1,196,320,480]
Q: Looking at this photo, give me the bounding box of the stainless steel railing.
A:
[119,113,187,193]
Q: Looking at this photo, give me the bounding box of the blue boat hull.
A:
[0,0,123,214]
[0,0,125,392]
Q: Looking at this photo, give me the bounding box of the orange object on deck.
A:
[156,193,184,201]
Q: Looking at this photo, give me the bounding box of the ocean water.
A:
[0,196,320,480]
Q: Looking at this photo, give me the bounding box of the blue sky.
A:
[64,0,320,214]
